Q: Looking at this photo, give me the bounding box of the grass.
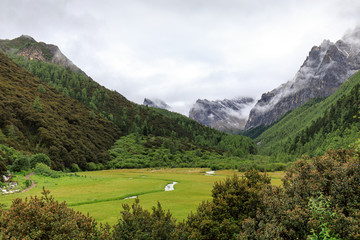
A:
[0,168,284,226]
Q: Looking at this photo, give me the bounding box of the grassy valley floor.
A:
[0,168,284,226]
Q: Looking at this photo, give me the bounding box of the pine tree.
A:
[33,96,42,112]
[38,84,46,93]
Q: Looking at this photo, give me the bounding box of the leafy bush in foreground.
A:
[239,148,360,239]
[0,188,111,239]
[113,198,178,240]
[185,170,271,240]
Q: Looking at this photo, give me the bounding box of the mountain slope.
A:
[0,35,257,169]
[254,70,360,157]
[189,98,254,132]
[246,28,360,130]
[1,36,206,140]
[0,51,121,170]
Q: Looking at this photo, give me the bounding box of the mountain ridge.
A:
[0,35,82,73]
[189,97,254,132]
[245,28,360,130]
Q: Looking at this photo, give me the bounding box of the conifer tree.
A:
[33,96,42,112]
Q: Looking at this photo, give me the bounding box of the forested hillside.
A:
[0,36,257,171]
[0,51,121,170]
[252,70,360,158]
[1,36,255,148]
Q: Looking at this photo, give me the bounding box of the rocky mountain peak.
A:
[0,35,82,73]
[143,98,171,110]
[20,35,35,41]
[245,28,360,130]
[189,97,255,132]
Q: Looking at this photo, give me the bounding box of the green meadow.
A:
[0,169,284,226]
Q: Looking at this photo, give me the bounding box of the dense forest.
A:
[107,134,286,171]
[0,51,122,170]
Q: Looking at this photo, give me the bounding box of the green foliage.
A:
[86,162,97,171]
[7,124,16,139]
[10,155,30,172]
[0,188,111,239]
[34,163,61,178]
[0,51,122,170]
[307,194,341,240]
[0,144,22,166]
[38,84,46,93]
[240,124,270,139]
[185,171,271,240]
[70,163,81,172]
[33,96,43,112]
[113,198,178,240]
[30,153,51,168]
[24,179,32,188]
[109,134,265,170]
[238,148,360,239]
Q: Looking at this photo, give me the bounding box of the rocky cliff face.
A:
[0,35,82,73]
[245,28,360,130]
[143,98,171,110]
[189,97,255,132]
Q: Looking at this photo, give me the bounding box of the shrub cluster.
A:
[34,163,61,178]
[0,188,111,239]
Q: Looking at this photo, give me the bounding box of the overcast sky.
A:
[1,0,360,115]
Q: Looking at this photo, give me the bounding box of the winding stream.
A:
[164,182,178,191]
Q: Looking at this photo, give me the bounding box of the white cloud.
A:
[1,0,360,115]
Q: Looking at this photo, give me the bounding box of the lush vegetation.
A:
[0,51,121,170]
[2,148,360,239]
[250,70,360,159]
[0,188,111,239]
[0,36,257,172]
[108,134,289,171]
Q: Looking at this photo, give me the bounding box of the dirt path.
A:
[20,172,37,193]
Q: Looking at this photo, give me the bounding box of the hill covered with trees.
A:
[0,36,257,172]
[0,51,122,170]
